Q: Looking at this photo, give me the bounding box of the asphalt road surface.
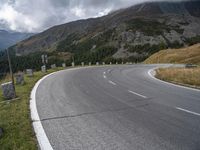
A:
[35,64,200,150]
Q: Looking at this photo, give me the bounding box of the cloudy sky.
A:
[0,0,182,33]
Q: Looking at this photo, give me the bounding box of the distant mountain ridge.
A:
[0,30,33,50]
[10,0,200,63]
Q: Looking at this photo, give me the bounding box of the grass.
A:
[155,67,200,89]
[0,67,64,150]
[144,43,200,65]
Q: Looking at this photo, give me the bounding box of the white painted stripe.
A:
[103,72,106,75]
[128,90,147,99]
[176,107,200,116]
[103,75,107,79]
[109,80,117,85]
[30,67,91,150]
[30,73,54,150]
[148,68,200,92]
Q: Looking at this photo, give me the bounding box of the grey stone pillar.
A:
[15,73,24,85]
[72,62,75,67]
[41,65,46,73]
[62,63,66,68]
[26,69,33,77]
[81,62,84,67]
[51,64,56,69]
[1,82,15,99]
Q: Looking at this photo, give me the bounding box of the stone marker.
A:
[110,62,112,65]
[116,62,118,65]
[15,73,24,85]
[51,64,56,69]
[1,82,15,99]
[62,63,66,68]
[81,62,84,67]
[41,65,46,73]
[102,62,105,65]
[72,62,75,67]
[96,62,99,66]
[26,69,33,77]
[89,62,92,66]
[0,128,3,138]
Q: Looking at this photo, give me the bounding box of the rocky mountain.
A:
[11,0,200,63]
[0,30,33,50]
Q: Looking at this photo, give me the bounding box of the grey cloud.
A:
[0,0,185,33]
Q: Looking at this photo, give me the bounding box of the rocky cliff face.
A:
[11,1,200,62]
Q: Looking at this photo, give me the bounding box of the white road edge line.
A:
[109,80,117,85]
[128,90,147,99]
[148,68,200,92]
[176,107,200,116]
[30,67,91,150]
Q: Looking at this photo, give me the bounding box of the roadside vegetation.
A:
[155,67,200,89]
[144,43,200,64]
[0,67,63,149]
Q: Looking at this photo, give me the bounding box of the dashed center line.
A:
[128,90,147,99]
[176,107,200,116]
[109,80,117,86]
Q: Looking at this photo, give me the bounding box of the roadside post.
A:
[1,49,16,99]
[26,69,34,77]
[81,62,84,67]
[15,72,24,85]
[72,62,75,67]
[41,65,46,73]
[41,54,48,72]
[51,64,56,69]
[62,63,66,68]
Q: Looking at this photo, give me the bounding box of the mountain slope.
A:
[0,30,33,50]
[11,1,200,63]
[144,43,200,65]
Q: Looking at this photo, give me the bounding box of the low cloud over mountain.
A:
[0,0,188,33]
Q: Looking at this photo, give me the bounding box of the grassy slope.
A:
[156,67,200,89]
[144,43,200,64]
[0,67,63,150]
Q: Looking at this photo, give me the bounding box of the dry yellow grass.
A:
[144,43,200,64]
[156,67,200,88]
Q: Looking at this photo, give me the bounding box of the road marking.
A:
[128,90,147,99]
[109,80,117,85]
[176,107,200,116]
[103,72,106,75]
[103,75,107,79]
[30,67,93,150]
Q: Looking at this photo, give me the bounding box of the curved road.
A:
[35,65,200,150]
